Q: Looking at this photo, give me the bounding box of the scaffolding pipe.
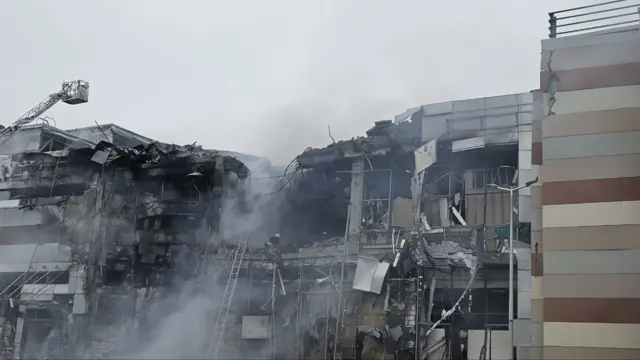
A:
[415,268,422,359]
[131,194,139,330]
[323,268,332,360]
[332,201,351,360]
[271,266,277,360]
[296,264,303,360]
[425,275,437,355]
[482,175,489,360]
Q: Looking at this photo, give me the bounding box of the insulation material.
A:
[438,197,450,227]
[352,256,390,294]
[241,316,271,339]
[451,207,467,226]
[464,191,510,226]
[411,170,425,226]
[391,198,414,229]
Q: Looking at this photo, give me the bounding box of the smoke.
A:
[113,272,283,360]
[253,97,411,165]
[108,155,286,359]
[219,155,290,248]
[129,297,212,359]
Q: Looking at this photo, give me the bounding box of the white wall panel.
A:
[544,322,640,349]
[541,26,640,52]
[544,274,640,298]
[541,39,640,71]
[543,201,640,228]
[544,249,640,275]
[544,131,640,160]
[552,85,640,115]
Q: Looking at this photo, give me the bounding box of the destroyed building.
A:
[1,2,638,359]
[0,123,254,359]
[205,89,538,360]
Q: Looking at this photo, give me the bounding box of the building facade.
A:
[0,124,251,359]
[533,4,640,359]
[2,3,637,358]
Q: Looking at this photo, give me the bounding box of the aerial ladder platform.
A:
[206,232,250,359]
[0,80,89,146]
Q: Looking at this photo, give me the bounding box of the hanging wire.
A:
[425,263,478,337]
[421,165,507,340]
[10,266,59,298]
[266,158,302,196]
[0,267,46,298]
[28,270,68,299]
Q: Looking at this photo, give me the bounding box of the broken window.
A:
[283,162,351,241]
[362,168,391,230]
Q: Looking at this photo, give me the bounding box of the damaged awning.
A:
[451,132,519,152]
[352,256,390,294]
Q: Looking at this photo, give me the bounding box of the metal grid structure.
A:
[549,0,640,38]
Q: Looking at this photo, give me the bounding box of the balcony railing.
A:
[549,0,640,38]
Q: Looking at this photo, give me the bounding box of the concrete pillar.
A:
[12,317,23,360]
[346,158,364,255]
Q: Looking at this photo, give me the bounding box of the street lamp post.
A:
[489,177,538,360]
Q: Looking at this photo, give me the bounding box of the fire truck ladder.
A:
[207,232,250,359]
[0,80,89,146]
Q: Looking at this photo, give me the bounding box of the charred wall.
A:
[82,143,250,359]
[0,140,251,359]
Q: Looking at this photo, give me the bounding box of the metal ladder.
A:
[207,232,250,359]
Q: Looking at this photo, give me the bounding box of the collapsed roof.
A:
[87,141,250,178]
[296,119,422,168]
[6,123,252,178]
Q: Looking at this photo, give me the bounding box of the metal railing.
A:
[549,0,640,38]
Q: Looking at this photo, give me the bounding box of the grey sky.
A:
[1,0,593,164]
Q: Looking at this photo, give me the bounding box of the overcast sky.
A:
[1,0,593,164]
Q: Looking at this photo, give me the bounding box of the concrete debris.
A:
[451,206,467,226]
[424,240,472,257]
[389,299,405,311]
[357,325,382,340]
[352,256,390,294]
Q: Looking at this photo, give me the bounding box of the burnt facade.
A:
[0,124,251,359]
[0,91,537,360]
[206,92,534,360]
